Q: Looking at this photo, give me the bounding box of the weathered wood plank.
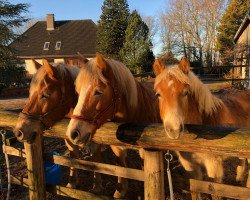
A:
[45,154,145,181]
[190,179,250,200]
[24,134,46,200]
[11,175,30,188]
[11,175,112,200]
[0,110,250,158]
[46,185,113,200]
[144,150,165,200]
[4,145,144,181]
[3,145,26,158]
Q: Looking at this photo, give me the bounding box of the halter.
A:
[19,68,73,129]
[71,85,118,128]
[20,97,68,129]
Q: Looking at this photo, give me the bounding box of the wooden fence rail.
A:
[0,110,250,200]
[1,110,250,157]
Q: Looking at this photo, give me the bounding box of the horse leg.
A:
[111,145,128,199]
[90,143,104,193]
[247,159,250,188]
[189,165,203,200]
[65,139,80,188]
[205,155,224,200]
[236,158,247,184]
[176,151,202,200]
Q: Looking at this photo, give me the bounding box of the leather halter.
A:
[71,85,117,128]
[19,68,72,129]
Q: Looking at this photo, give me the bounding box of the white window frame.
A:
[55,41,61,50]
[43,42,50,50]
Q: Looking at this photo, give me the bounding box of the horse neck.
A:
[185,91,232,126]
[203,90,250,127]
[63,68,78,116]
[184,94,203,124]
[114,80,161,123]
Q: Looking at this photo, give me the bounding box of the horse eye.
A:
[41,92,50,99]
[182,90,189,96]
[155,93,161,98]
[94,90,103,96]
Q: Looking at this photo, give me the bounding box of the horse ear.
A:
[153,59,165,76]
[77,52,88,66]
[96,52,108,71]
[96,53,113,79]
[32,59,42,71]
[178,57,190,74]
[43,59,58,80]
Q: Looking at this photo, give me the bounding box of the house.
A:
[10,14,97,74]
[233,10,249,86]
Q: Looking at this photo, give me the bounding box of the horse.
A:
[13,59,102,189]
[153,57,250,199]
[66,53,161,198]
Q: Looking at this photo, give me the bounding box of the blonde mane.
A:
[155,66,223,115]
[75,58,138,108]
[30,63,80,95]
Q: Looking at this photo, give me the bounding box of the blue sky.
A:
[11,0,168,54]
[11,0,167,22]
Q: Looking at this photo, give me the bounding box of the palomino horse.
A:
[153,57,250,199]
[13,59,90,188]
[66,53,161,198]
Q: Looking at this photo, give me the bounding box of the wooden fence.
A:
[0,110,250,200]
[134,65,250,89]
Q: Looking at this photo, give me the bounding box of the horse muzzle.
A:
[14,116,41,143]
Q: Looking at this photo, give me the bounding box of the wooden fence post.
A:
[24,134,46,200]
[144,149,165,200]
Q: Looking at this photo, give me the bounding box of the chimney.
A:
[46,14,55,31]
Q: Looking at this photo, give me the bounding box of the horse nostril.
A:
[31,132,37,141]
[16,130,24,139]
[71,130,80,140]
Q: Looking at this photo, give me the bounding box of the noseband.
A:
[71,85,117,128]
[20,99,68,129]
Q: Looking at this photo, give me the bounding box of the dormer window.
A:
[43,42,50,50]
[55,41,61,50]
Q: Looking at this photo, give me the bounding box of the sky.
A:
[11,0,169,55]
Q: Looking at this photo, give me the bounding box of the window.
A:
[55,41,61,50]
[43,42,50,50]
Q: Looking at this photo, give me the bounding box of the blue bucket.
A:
[44,152,62,185]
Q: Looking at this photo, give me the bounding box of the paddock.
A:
[0,110,250,200]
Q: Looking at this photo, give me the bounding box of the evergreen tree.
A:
[96,0,129,59]
[119,10,155,73]
[0,0,29,89]
[216,0,249,64]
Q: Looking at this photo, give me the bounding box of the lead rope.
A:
[165,150,174,200]
[0,129,11,200]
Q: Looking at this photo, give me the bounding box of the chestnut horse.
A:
[66,53,161,198]
[13,59,95,189]
[153,57,250,199]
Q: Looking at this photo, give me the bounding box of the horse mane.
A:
[30,63,80,95]
[155,66,223,115]
[75,58,138,108]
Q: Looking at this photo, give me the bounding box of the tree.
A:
[216,0,249,64]
[15,17,43,35]
[0,0,29,89]
[119,10,155,73]
[96,0,129,59]
[160,0,226,67]
[158,52,179,66]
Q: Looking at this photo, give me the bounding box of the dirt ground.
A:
[0,97,248,200]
